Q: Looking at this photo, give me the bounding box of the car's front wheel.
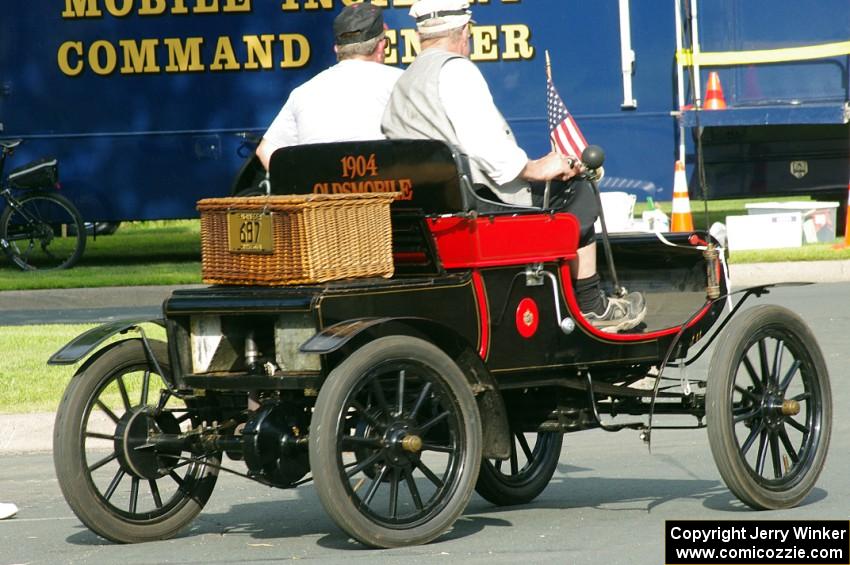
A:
[707,305,831,509]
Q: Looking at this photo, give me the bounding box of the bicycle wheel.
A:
[0,190,86,270]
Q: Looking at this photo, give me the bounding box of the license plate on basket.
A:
[227,211,273,253]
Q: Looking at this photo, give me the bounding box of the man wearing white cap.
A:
[256,3,402,170]
[382,0,645,332]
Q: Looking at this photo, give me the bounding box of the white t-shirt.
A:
[439,57,531,204]
[263,59,403,148]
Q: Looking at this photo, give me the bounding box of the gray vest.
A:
[382,49,531,205]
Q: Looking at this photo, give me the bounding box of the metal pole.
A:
[543,50,554,209]
[618,0,638,109]
[674,0,687,163]
[689,0,703,106]
[589,171,624,296]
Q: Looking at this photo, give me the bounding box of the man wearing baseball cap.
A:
[382,0,645,332]
[256,2,402,170]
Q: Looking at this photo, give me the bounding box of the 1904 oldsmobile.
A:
[49,141,831,548]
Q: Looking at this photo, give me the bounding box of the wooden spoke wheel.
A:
[53,339,219,543]
[476,431,563,506]
[309,336,482,548]
[707,305,831,509]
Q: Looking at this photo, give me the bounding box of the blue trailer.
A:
[2,0,849,224]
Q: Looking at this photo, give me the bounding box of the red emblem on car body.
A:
[515,297,539,338]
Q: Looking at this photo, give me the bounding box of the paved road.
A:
[2,426,845,565]
[0,282,848,564]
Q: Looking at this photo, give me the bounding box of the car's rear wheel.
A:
[53,339,219,543]
[310,336,482,548]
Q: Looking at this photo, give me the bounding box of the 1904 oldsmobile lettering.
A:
[48,139,832,548]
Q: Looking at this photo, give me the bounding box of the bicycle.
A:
[0,139,86,270]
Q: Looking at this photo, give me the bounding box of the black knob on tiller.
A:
[581,145,605,170]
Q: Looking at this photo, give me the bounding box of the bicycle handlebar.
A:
[0,139,23,152]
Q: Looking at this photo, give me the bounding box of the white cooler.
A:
[745,201,839,244]
[725,212,802,251]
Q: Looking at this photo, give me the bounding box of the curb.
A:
[0,412,54,454]
[729,260,850,286]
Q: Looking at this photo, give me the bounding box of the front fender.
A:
[48,318,165,366]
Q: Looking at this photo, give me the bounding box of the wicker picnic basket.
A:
[197,193,397,286]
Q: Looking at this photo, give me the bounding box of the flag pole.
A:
[548,54,624,295]
[544,51,555,154]
[543,50,553,209]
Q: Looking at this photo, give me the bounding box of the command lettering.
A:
[58,34,310,76]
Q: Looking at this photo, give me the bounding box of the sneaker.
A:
[0,503,18,520]
[583,291,647,333]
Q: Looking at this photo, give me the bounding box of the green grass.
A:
[81,220,201,262]
[729,242,850,263]
[0,220,202,290]
[0,323,165,413]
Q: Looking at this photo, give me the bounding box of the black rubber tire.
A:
[53,339,219,543]
[476,431,563,506]
[90,221,121,236]
[230,154,266,197]
[706,305,831,510]
[0,190,86,270]
[310,336,482,548]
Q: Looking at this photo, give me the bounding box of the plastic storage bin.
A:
[745,201,838,243]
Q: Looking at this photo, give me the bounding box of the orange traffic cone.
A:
[671,161,694,232]
[833,183,850,249]
[704,71,727,110]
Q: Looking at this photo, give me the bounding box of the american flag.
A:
[546,77,587,158]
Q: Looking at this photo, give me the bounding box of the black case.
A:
[8,157,59,189]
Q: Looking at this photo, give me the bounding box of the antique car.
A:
[49,140,831,548]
